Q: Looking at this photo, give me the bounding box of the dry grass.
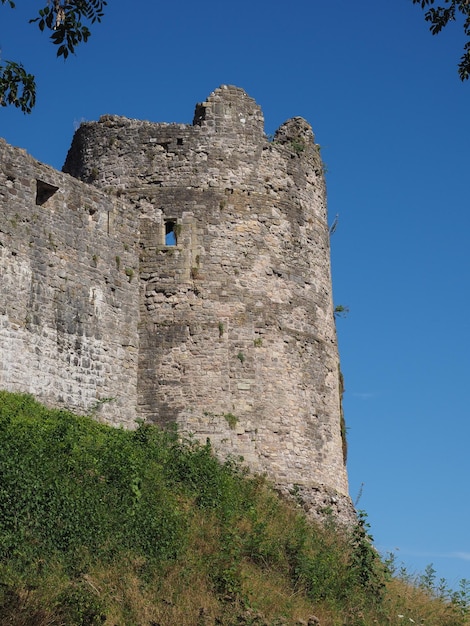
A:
[383,578,470,626]
[1,392,469,626]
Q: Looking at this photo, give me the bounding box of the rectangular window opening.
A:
[165,219,177,246]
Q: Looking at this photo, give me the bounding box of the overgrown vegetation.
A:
[411,0,470,81]
[1,0,107,112]
[0,391,468,626]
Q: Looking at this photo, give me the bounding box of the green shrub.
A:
[0,392,468,626]
[58,582,106,626]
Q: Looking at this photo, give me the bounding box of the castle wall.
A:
[0,139,139,426]
[63,85,350,506]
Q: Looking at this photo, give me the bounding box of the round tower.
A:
[63,85,353,522]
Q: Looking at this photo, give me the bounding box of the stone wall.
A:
[0,139,139,427]
[1,86,353,523]
[63,86,351,516]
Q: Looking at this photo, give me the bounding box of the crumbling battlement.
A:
[1,86,353,523]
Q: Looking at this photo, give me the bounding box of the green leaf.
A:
[0,61,36,113]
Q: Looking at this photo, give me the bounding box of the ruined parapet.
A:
[63,86,352,518]
[63,86,266,191]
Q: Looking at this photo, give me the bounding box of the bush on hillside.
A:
[0,391,468,626]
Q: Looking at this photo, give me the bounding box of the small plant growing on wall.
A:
[115,256,121,270]
[47,232,57,251]
[237,351,245,364]
[334,305,349,319]
[290,139,305,155]
[253,338,263,347]
[218,322,224,338]
[10,213,20,228]
[88,396,115,416]
[125,267,134,282]
[224,413,238,429]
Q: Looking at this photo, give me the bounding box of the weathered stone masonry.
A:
[1,86,353,522]
[0,141,140,427]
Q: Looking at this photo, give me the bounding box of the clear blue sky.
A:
[1,0,469,589]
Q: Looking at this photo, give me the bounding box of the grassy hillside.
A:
[0,391,468,626]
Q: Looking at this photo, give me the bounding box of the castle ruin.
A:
[0,86,353,522]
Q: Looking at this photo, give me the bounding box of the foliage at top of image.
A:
[0,0,106,112]
[0,391,468,626]
[0,59,35,113]
[30,0,107,59]
[412,0,470,80]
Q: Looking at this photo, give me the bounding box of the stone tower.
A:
[0,86,352,522]
[63,85,351,520]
